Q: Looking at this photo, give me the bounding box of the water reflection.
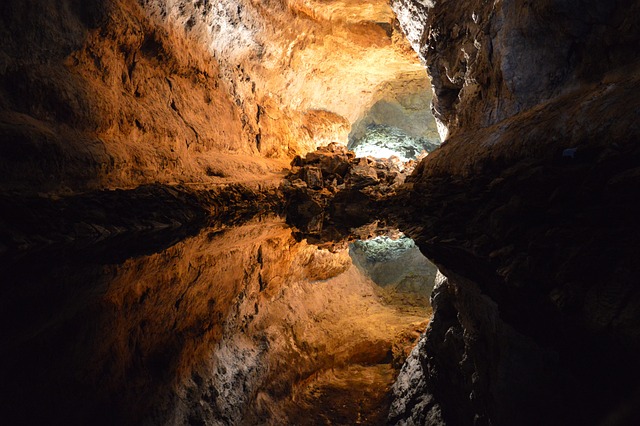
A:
[0,216,432,425]
[350,235,438,314]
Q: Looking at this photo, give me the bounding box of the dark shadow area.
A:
[0,182,283,257]
[391,76,640,426]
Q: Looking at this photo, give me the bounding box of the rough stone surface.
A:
[388,0,640,425]
[283,143,415,248]
[392,0,640,139]
[0,0,424,194]
[350,124,439,162]
[0,0,289,193]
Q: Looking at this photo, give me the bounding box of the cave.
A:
[1,1,640,425]
[347,72,441,161]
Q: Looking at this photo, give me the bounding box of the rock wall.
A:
[392,0,640,140]
[0,0,276,193]
[0,0,423,194]
[390,0,640,425]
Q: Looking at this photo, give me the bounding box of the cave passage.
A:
[347,74,442,162]
[2,0,640,424]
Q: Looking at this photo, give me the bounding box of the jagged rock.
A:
[283,144,411,244]
[388,333,444,426]
[388,1,640,425]
[347,161,380,189]
[303,166,323,189]
[3,0,640,425]
[319,153,351,177]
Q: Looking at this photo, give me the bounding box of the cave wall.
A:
[390,0,640,425]
[0,0,271,193]
[0,0,423,194]
[392,0,640,140]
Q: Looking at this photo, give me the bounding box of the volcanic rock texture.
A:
[0,0,424,194]
[389,0,640,425]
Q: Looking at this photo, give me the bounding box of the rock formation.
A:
[389,0,640,425]
[0,0,423,194]
[2,0,640,425]
[392,0,640,140]
[283,142,418,248]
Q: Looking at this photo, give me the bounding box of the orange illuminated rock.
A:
[0,0,428,194]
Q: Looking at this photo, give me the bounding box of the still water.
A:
[0,216,436,425]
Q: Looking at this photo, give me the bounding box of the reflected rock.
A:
[0,216,430,425]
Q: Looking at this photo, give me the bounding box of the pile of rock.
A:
[282,143,410,244]
[287,142,408,193]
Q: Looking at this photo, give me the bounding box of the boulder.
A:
[347,163,380,189]
[303,166,323,189]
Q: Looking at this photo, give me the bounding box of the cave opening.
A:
[347,72,442,162]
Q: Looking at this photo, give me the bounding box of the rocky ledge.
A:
[0,183,283,258]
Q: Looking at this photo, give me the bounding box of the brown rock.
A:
[303,166,323,189]
[347,163,380,189]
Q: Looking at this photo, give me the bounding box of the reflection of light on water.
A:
[349,234,439,298]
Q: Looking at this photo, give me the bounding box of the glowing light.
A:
[350,124,439,162]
